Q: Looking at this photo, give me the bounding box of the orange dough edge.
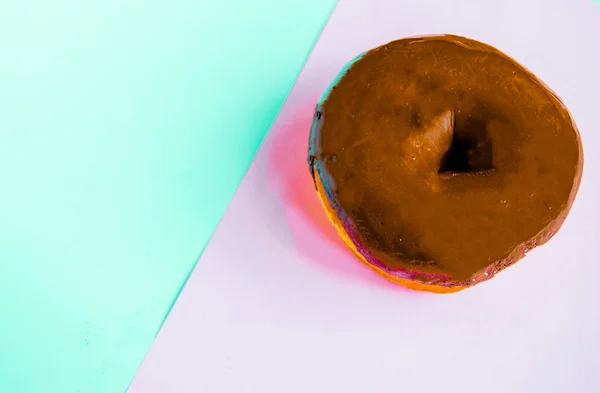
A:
[315,172,466,294]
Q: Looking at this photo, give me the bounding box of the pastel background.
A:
[0,1,335,392]
[130,1,600,392]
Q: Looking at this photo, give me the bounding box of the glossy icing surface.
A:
[309,35,583,288]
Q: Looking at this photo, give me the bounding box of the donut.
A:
[308,35,583,293]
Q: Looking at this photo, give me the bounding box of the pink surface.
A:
[129,1,600,392]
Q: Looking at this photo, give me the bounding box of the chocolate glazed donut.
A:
[308,35,583,293]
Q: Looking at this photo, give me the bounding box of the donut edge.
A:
[315,171,466,294]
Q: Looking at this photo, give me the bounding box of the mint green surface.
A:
[0,1,334,392]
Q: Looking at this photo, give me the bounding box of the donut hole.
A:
[438,117,494,174]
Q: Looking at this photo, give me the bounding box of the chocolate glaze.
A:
[308,35,583,288]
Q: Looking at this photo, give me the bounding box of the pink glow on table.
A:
[266,99,418,294]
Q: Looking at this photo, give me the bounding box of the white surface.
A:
[129,1,600,392]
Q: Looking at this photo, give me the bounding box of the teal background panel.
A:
[0,1,335,392]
